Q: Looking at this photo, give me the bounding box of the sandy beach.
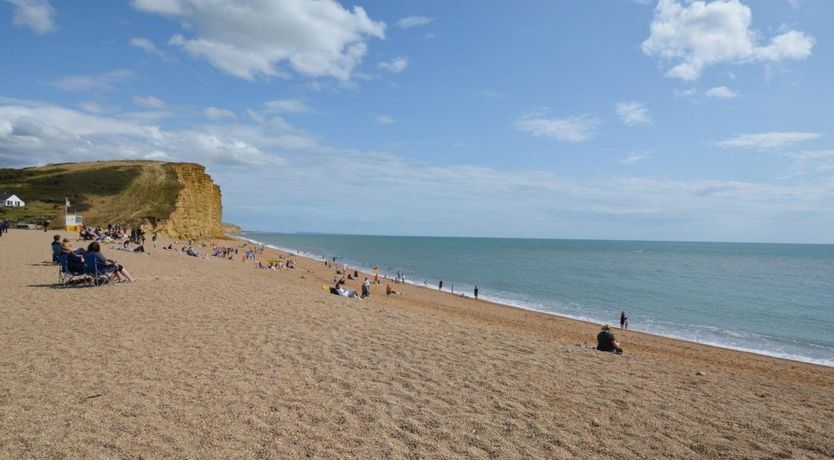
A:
[1,229,833,458]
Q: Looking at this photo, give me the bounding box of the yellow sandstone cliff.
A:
[159,163,225,240]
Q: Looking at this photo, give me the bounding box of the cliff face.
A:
[160,163,225,240]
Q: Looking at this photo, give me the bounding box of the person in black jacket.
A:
[597,325,623,354]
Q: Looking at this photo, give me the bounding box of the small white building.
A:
[1,194,25,207]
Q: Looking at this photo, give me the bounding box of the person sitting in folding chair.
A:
[85,241,135,283]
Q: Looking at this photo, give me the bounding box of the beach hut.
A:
[65,214,83,231]
[1,194,25,207]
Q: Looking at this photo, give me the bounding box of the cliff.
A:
[159,163,225,240]
[0,160,226,240]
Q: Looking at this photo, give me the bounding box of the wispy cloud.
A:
[133,95,166,108]
[378,56,409,73]
[375,115,395,125]
[616,101,652,126]
[705,86,738,99]
[718,132,822,150]
[48,69,133,92]
[263,99,312,114]
[204,107,237,120]
[130,37,165,57]
[621,151,651,165]
[515,111,600,143]
[5,0,56,34]
[397,16,434,29]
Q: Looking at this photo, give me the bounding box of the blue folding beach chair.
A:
[84,256,115,286]
[57,253,88,287]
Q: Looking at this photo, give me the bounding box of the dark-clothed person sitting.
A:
[597,324,623,354]
[86,241,135,283]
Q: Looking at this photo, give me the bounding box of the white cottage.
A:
[1,194,25,207]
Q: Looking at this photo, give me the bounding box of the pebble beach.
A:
[2,229,833,458]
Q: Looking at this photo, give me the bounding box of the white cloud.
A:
[263,99,312,114]
[132,0,386,81]
[515,111,600,143]
[397,16,433,29]
[130,37,165,57]
[48,69,133,92]
[0,99,286,166]
[616,101,653,126]
[133,95,167,108]
[378,56,409,73]
[718,132,821,150]
[5,0,55,34]
[204,107,237,120]
[375,115,395,125]
[705,86,738,99]
[621,151,652,165]
[642,0,814,80]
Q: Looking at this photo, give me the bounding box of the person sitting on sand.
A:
[59,238,73,254]
[86,241,135,283]
[596,325,623,354]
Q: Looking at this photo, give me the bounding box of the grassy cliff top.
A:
[0,161,185,227]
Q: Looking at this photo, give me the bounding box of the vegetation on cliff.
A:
[0,160,224,239]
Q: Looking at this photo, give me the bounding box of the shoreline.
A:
[235,233,834,370]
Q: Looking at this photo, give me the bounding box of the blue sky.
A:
[1,0,833,243]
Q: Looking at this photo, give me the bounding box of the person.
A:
[386,283,393,297]
[361,277,371,298]
[86,241,135,282]
[152,232,158,248]
[474,285,479,299]
[438,280,443,291]
[597,325,623,354]
[51,234,61,263]
[620,311,628,330]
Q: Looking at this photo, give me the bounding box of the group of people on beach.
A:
[52,234,135,283]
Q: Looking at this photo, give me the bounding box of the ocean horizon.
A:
[240,231,834,367]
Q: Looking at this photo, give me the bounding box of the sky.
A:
[1,0,833,243]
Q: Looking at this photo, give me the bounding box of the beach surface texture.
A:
[1,229,833,458]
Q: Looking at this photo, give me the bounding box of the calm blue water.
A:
[243,233,834,366]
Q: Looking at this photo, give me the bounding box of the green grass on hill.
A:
[0,162,181,227]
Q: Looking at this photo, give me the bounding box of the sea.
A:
[242,233,834,367]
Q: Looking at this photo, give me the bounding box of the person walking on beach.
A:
[474,286,479,299]
[438,280,443,291]
[361,278,371,298]
[620,311,628,330]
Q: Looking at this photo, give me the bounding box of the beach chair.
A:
[84,256,115,286]
[57,253,88,287]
